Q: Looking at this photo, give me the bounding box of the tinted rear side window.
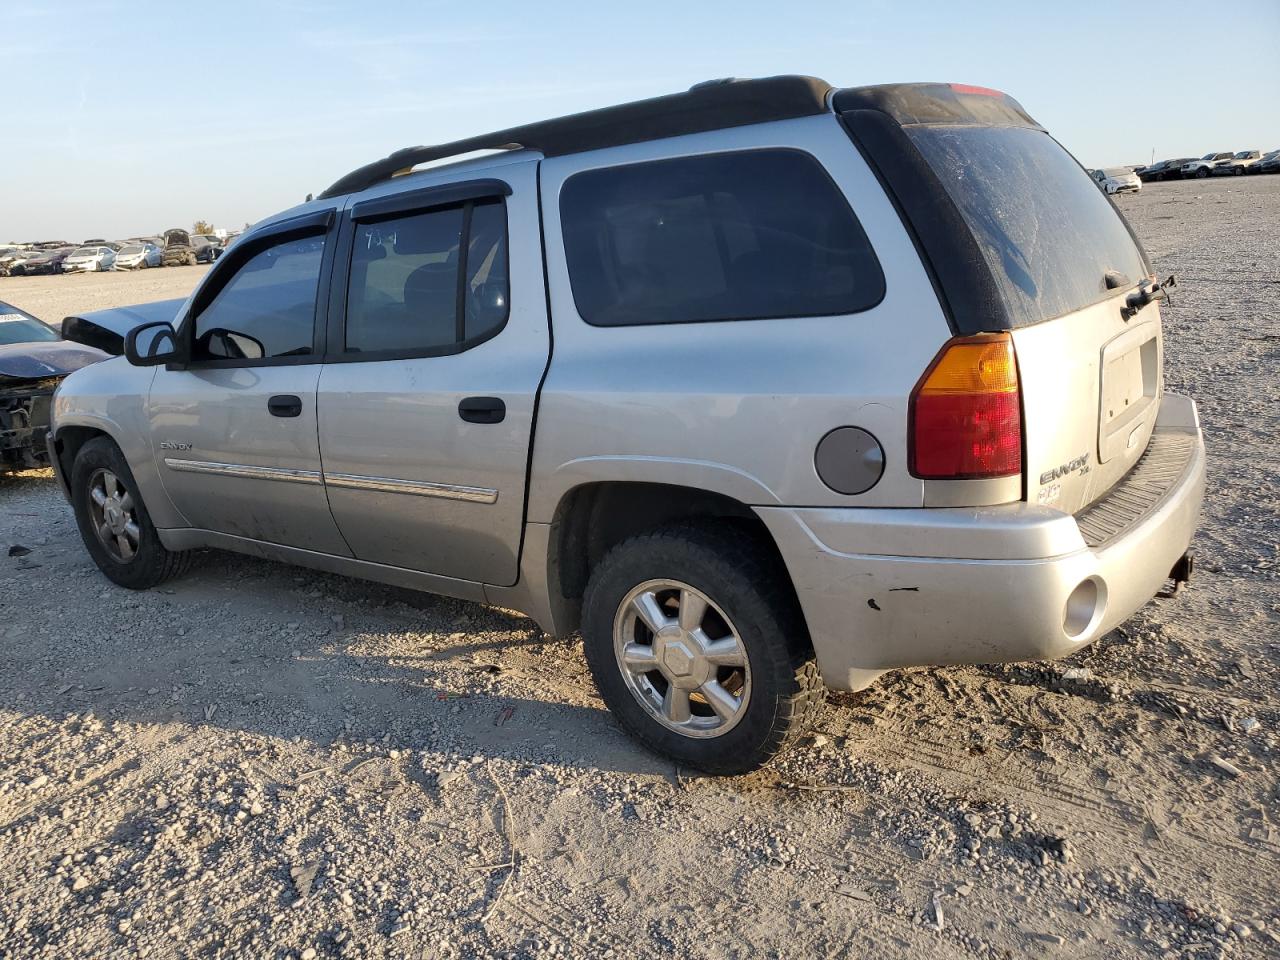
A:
[907,125,1148,328]
[344,199,509,356]
[559,150,884,326]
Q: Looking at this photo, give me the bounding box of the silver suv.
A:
[49,78,1205,774]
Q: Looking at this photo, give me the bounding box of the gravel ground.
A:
[1,176,1277,960]
[1,264,211,321]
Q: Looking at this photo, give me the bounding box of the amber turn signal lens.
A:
[915,335,1019,395]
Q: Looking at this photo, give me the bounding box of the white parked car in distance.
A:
[113,242,163,270]
[1090,167,1141,195]
[62,246,117,273]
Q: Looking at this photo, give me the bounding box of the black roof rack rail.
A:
[318,75,832,199]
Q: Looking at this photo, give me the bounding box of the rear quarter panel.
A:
[530,114,953,520]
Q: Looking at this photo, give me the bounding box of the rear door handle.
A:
[268,394,303,418]
[458,396,506,424]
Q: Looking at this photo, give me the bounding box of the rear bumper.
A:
[758,393,1205,691]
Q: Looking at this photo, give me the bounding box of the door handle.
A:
[458,396,506,424]
[268,395,303,418]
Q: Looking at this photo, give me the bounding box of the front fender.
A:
[52,358,187,528]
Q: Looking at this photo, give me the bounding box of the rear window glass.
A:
[908,125,1148,328]
[559,150,884,326]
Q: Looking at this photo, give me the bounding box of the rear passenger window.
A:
[559,150,883,327]
[345,199,509,355]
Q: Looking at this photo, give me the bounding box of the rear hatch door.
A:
[838,86,1160,512]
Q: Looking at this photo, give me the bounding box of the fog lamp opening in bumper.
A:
[1063,577,1107,640]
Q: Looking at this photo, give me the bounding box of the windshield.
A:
[119,245,144,255]
[70,247,99,258]
[0,306,60,345]
[908,124,1148,329]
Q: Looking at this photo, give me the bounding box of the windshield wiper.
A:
[1122,275,1176,320]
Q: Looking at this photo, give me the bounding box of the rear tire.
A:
[581,523,823,775]
[71,437,191,589]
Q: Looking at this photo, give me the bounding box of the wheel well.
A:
[550,482,804,632]
[53,426,109,483]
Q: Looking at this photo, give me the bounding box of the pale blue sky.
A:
[5,0,1277,241]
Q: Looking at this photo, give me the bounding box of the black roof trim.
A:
[832,82,1041,129]
[318,75,833,199]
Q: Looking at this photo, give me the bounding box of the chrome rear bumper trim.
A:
[324,472,498,504]
[163,458,323,485]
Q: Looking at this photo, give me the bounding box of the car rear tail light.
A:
[909,333,1022,479]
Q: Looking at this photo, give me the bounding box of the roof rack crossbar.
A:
[317,75,832,200]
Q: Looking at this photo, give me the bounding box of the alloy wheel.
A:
[613,579,751,738]
[88,468,141,562]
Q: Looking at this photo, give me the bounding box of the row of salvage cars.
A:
[1,298,169,471]
[1086,149,1279,196]
[1137,149,1279,181]
[0,230,226,277]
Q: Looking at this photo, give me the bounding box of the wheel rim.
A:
[87,468,141,562]
[612,579,751,739]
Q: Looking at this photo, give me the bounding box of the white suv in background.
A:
[1181,152,1233,178]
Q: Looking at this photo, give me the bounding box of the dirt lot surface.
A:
[1,177,1277,960]
[1,264,211,325]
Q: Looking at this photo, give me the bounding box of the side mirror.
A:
[125,321,182,367]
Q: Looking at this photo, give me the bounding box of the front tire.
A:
[581,523,823,775]
[1195,167,1209,179]
[71,437,191,589]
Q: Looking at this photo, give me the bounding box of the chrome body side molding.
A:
[162,458,498,503]
[163,458,323,485]
[323,472,499,504]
